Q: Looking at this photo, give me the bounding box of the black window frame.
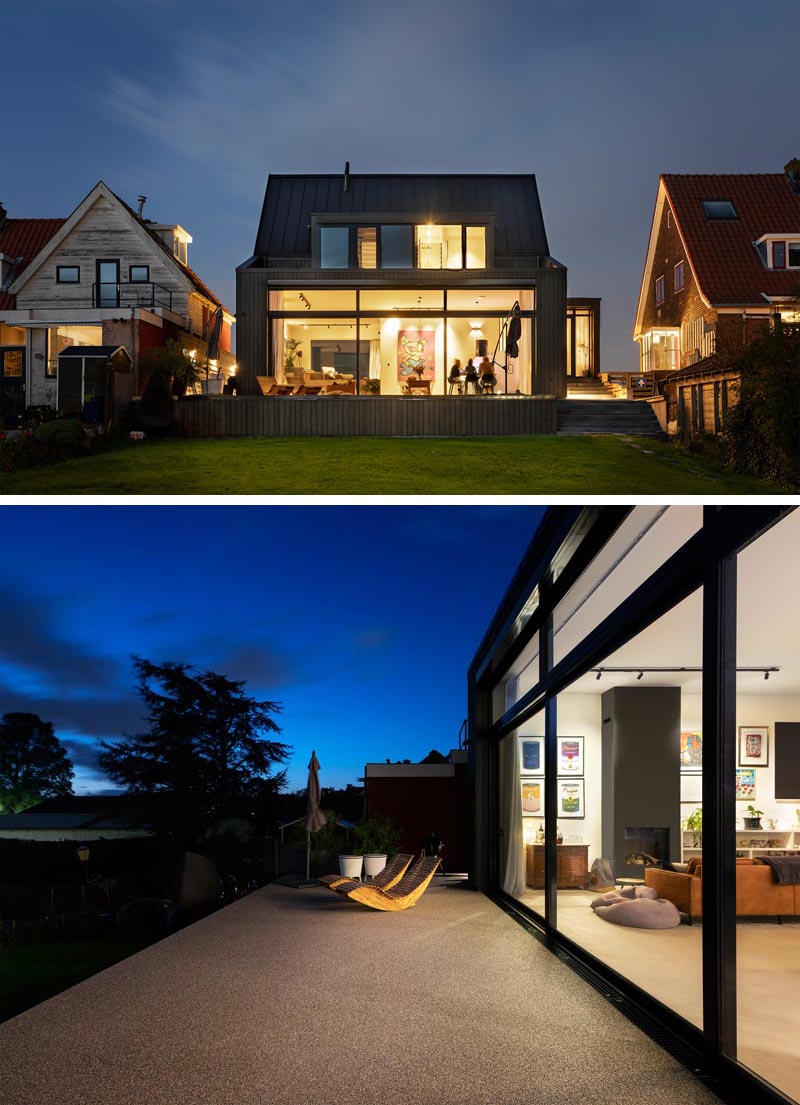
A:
[319,226,352,270]
[95,259,120,308]
[129,264,150,283]
[56,265,80,284]
[702,199,738,221]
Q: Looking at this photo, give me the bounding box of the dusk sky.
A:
[0,505,544,794]
[2,0,797,372]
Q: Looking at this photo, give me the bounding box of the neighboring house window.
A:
[788,241,800,267]
[674,261,685,292]
[666,209,672,229]
[681,317,716,365]
[57,266,80,283]
[655,275,665,306]
[357,227,377,269]
[772,241,786,269]
[319,226,350,269]
[466,226,486,268]
[129,265,150,282]
[380,225,414,269]
[702,200,737,220]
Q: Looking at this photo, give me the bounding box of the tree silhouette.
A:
[0,712,74,812]
[98,658,291,841]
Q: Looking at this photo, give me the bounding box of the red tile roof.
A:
[663,174,800,306]
[0,218,66,309]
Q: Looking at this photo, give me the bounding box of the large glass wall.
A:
[267,288,534,395]
[733,511,800,1103]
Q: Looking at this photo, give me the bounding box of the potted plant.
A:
[139,339,200,397]
[743,805,763,830]
[682,806,703,846]
[352,815,402,880]
[337,853,364,880]
[361,378,380,395]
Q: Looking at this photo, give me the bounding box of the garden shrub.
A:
[115,897,172,938]
[33,419,84,448]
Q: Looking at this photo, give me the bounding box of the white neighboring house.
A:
[0,182,234,413]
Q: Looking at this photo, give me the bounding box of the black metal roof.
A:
[57,345,129,357]
[253,174,550,259]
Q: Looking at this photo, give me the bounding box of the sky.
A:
[2,0,798,372]
[0,505,544,794]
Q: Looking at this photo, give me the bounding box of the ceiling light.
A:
[637,671,644,680]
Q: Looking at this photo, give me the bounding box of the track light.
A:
[764,671,770,681]
[595,671,602,681]
[637,671,644,680]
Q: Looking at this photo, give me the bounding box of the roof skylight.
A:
[702,200,738,220]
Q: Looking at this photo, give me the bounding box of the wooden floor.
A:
[175,395,557,438]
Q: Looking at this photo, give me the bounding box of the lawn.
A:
[1,435,791,495]
[0,935,155,1022]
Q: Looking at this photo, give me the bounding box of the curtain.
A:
[518,289,534,395]
[271,320,285,384]
[369,339,380,379]
[501,731,526,898]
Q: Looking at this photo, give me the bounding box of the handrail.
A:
[458,718,469,750]
[92,282,173,311]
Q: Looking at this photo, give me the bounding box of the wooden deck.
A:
[175,395,557,437]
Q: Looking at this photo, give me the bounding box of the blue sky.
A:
[0,505,544,793]
[2,0,797,371]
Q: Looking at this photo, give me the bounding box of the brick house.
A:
[633,167,800,434]
[0,182,235,415]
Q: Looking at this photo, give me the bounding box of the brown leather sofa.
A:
[644,859,800,921]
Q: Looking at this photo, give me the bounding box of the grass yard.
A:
[0,936,155,1022]
[1,435,791,495]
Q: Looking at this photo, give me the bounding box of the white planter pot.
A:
[202,379,223,395]
[363,854,387,879]
[338,854,363,880]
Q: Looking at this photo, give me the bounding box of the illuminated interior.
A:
[639,328,679,372]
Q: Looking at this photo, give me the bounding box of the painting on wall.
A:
[735,768,756,801]
[519,736,544,775]
[521,778,544,816]
[557,736,584,776]
[558,778,585,819]
[738,726,769,767]
[397,329,435,381]
[680,730,702,772]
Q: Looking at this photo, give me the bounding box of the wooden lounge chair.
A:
[338,855,441,912]
[319,852,414,893]
[256,375,276,395]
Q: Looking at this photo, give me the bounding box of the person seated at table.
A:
[463,358,480,394]
[448,359,463,392]
[479,356,497,394]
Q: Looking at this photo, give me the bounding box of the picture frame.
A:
[680,730,702,772]
[557,736,584,776]
[738,726,769,768]
[680,773,703,804]
[519,736,544,775]
[557,778,585,819]
[521,777,544,817]
[735,768,756,801]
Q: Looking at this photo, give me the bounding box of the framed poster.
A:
[519,736,544,775]
[557,736,584,775]
[521,777,544,816]
[680,730,702,772]
[680,773,703,803]
[735,768,756,801]
[738,726,769,767]
[558,778,585,819]
[397,329,435,381]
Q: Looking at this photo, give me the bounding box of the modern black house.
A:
[468,504,799,1105]
[236,168,572,401]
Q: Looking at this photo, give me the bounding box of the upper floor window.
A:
[129,265,150,283]
[317,222,488,270]
[756,238,800,270]
[57,265,80,283]
[655,275,665,306]
[674,260,685,292]
[773,241,786,269]
[789,242,800,267]
[702,200,737,220]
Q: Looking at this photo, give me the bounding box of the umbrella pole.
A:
[306,829,311,881]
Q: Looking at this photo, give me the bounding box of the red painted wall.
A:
[365,766,469,873]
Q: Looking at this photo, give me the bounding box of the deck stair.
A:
[565,376,616,399]
[557,398,665,437]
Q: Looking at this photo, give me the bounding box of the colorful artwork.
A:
[519,736,544,775]
[738,726,769,767]
[557,736,583,775]
[680,730,702,771]
[735,768,756,801]
[558,778,585,819]
[521,778,543,816]
[397,329,435,380]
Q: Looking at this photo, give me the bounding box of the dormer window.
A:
[754,236,800,270]
[702,200,737,220]
[315,220,489,270]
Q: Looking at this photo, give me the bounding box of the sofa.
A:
[644,858,800,921]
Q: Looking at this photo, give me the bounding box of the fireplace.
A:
[624,827,669,869]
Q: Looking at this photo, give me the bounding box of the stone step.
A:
[556,398,666,438]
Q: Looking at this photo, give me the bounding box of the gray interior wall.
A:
[601,686,681,878]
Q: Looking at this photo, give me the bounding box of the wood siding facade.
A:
[173,395,557,437]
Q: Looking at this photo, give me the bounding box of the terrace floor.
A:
[0,879,728,1105]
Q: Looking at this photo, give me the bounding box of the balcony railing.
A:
[92,282,173,311]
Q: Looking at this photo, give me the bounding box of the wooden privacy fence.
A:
[175,396,558,438]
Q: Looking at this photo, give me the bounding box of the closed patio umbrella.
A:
[505,303,521,359]
[305,750,327,880]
